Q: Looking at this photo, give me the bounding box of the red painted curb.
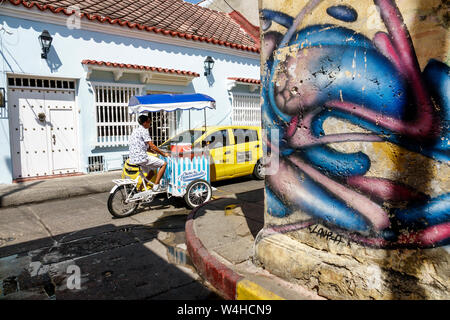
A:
[185,199,244,300]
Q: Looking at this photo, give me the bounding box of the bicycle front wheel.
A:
[107,185,138,218]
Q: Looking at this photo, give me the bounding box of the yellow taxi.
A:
[159,125,263,182]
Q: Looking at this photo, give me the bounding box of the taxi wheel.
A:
[184,179,212,209]
[253,159,264,180]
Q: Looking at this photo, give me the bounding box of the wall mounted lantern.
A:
[39,30,53,59]
[38,112,46,122]
[204,56,214,76]
[0,88,5,108]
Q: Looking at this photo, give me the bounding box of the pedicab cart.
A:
[107,93,216,218]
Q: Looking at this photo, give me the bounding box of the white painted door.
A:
[8,86,79,180]
[48,95,78,174]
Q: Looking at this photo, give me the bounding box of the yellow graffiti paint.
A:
[321,115,450,197]
[327,139,449,197]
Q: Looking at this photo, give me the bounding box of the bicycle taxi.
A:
[107,93,216,218]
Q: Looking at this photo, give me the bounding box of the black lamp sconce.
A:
[39,30,53,59]
[38,112,46,122]
[0,88,5,108]
[204,56,214,76]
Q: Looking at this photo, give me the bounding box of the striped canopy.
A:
[128,93,216,114]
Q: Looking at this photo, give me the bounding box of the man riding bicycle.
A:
[129,114,169,192]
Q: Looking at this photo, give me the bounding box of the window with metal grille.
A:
[146,91,177,146]
[146,110,177,146]
[93,83,142,147]
[231,93,261,127]
[87,155,105,173]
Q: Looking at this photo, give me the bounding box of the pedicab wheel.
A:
[184,179,212,209]
[107,185,138,218]
[253,159,264,180]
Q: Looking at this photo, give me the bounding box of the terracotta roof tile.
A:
[8,0,259,52]
[81,59,200,77]
[228,77,261,84]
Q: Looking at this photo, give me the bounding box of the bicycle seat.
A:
[126,162,141,168]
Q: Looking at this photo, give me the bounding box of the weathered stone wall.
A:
[257,0,449,299]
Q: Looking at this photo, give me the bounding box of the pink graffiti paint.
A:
[325,100,435,140]
[286,109,383,148]
[397,223,450,246]
[288,155,391,230]
[346,176,427,202]
[373,32,403,73]
[346,233,388,247]
[264,0,449,247]
[374,0,439,139]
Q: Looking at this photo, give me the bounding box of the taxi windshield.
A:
[160,130,205,147]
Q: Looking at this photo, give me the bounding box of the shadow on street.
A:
[0,221,221,300]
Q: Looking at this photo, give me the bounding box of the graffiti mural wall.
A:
[258,0,449,298]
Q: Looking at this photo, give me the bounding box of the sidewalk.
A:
[0,171,122,208]
[186,189,325,300]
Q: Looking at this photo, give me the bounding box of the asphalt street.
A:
[0,176,264,300]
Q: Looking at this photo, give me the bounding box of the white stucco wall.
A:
[0,10,259,183]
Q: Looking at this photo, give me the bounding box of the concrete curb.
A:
[185,199,284,300]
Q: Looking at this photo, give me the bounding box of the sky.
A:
[183,0,202,4]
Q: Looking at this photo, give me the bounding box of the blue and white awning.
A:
[128,93,216,114]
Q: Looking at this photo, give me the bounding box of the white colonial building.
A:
[0,0,261,184]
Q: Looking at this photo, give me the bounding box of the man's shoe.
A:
[152,184,161,192]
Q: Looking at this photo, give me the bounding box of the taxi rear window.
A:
[204,130,230,148]
[233,129,258,144]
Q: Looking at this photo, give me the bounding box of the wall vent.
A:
[87,156,105,173]
[8,76,75,90]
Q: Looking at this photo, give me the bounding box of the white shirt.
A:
[129,126,152,164]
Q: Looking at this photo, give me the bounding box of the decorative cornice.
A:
[82,60,200,77]
[82,60,199,86]
[227,77,261,92]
